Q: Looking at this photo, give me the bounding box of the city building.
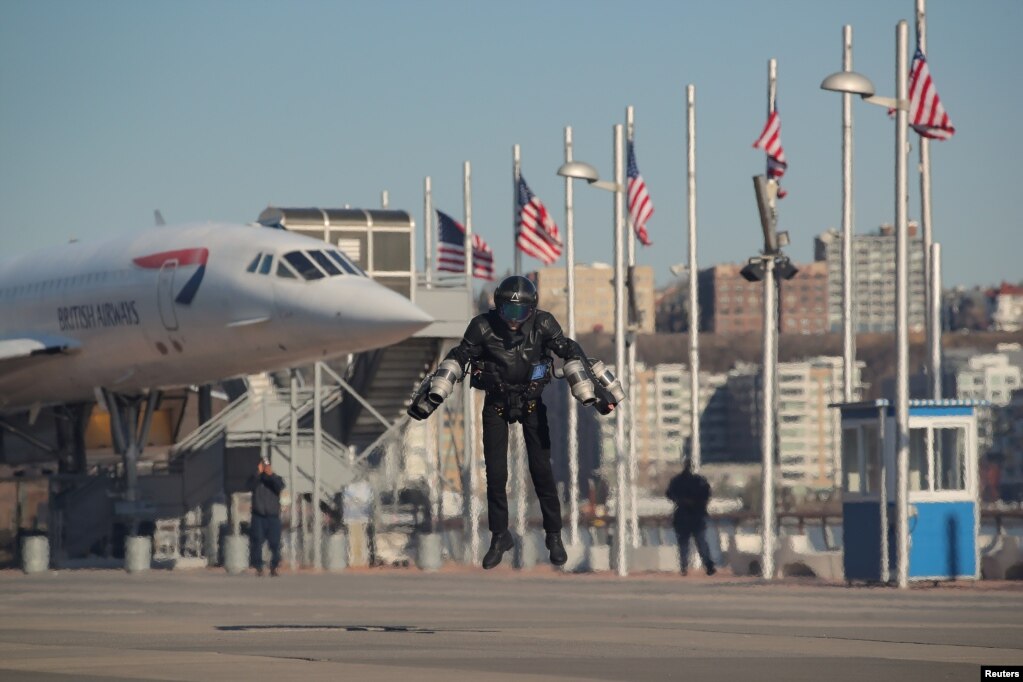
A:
[992,388,1023,502]
[532,263,655,334]
[725,357,863,491]
[590,363,730,486]
[814,222,925,333]
[991,282,1023,332]
[944,348,1023,456]
[697,262,829,335]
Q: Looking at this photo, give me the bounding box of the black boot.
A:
[482,531,514,569]
[546,532,568,566]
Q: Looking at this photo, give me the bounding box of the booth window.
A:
[935,427,966,491]
[842,427,861,494]
[909,428,928,491]
[863,423,880,494]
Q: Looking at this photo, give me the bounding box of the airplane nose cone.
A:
[341,282,433,350]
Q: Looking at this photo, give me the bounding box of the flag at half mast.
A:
[436,209,495,281]
[516,175,562,265]
[753,109,788,198]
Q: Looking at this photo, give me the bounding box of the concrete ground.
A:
[0,565,1021,681]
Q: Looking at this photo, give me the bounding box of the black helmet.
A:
[494,275,537,326]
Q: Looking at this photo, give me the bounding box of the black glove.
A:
[593,399,616,416]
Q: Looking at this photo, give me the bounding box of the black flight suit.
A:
[444,308,587,535]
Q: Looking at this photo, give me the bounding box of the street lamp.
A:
[557,124,630,577]
[820,20,911,589]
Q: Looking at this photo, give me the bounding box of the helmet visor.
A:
[499,302,533,324]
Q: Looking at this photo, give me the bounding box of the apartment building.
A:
[814,222,925,333]
[532,263,655,334]
[698,262,829,335]
[725,357,863,491]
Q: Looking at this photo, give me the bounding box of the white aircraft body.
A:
[0,222,433,413]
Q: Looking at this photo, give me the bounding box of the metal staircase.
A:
[339,337,439,453]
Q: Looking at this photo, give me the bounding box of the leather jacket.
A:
[445,309,586,392]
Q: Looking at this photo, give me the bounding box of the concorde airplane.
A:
[0,221,433,416]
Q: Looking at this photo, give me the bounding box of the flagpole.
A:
[917,0,940,399]
[510,143,526,555]
[564,125,580,547]
[761,58,779,582]
[424,177,433,288]
[463,160,480,566]
[625,105,639,549]
[513,144,522,276]
[686,85,701,473]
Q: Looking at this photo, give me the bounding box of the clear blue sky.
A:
[2,0,1019,289]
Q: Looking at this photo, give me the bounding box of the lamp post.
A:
[821,20,911,589]
[557,124,629,576]
[563,126,581,546]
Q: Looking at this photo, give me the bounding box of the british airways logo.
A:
[132,248,209,305]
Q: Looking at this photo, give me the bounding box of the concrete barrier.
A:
[223,534,249,575]
[323,531,348,572]
[21,536,49,574]
[981,532,1023,580]
[416,533,443,571]
[775,534,843,581]
[124,536,152,573]
[727,533,764,576]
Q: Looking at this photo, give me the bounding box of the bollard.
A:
[205,502,228,567]
[21,535,49,574]
[323,531,348,572]
[223,534,250,575]
[346,522,370,567]
[124,536,152,573]
[416,533,443,571]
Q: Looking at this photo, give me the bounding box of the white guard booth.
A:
[835,399,984,582]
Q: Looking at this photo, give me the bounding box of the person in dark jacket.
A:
[666,459,716,576]
[409,276,622,569]
[248,457,285,576]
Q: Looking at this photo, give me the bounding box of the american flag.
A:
[753,110,788,198]
[908,46,956,140]
[516,175,562,265]
[436,209,495,281]
[626,141,653,246]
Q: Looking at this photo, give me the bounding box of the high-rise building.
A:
[725,357,863,491]
[592,363,730,485]
[697,262,829,335]
[814,222,925,333]
[991,283,1023,332]
[532,263,655,334]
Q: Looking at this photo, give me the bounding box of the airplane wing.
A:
[0,333,82,372]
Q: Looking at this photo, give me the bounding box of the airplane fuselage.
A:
[0,222,432,411]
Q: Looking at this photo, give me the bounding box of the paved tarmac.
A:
[0,565,1021,681]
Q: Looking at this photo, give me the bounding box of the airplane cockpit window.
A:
[308,250,342,276]
[276,261,297,279]
[328,249,365,276]
[283,251,325,280]
[258,253,273,275]
[246,254,262,273]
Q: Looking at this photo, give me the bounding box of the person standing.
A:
[666,459,716,576]
[249,457,285,577]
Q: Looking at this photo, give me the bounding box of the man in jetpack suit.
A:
[408,275,625,569]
